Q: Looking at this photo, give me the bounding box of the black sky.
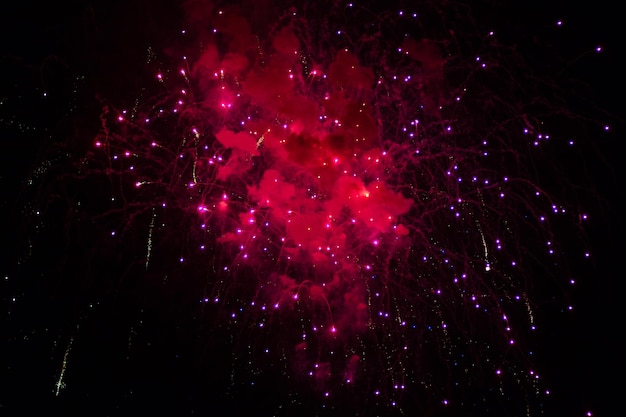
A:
[2,1,624,416]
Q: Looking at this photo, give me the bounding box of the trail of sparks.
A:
[54,329,76,397]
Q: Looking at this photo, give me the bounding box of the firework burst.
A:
[7,1,616,416]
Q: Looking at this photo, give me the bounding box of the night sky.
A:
[2,1,624,416]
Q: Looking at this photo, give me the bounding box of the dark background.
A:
[2,1,623,416]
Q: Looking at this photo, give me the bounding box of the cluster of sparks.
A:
[12,0,610,415]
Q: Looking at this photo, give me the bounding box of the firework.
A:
[6,1,615,416]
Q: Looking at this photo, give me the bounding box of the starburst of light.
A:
[5,1,615,416]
